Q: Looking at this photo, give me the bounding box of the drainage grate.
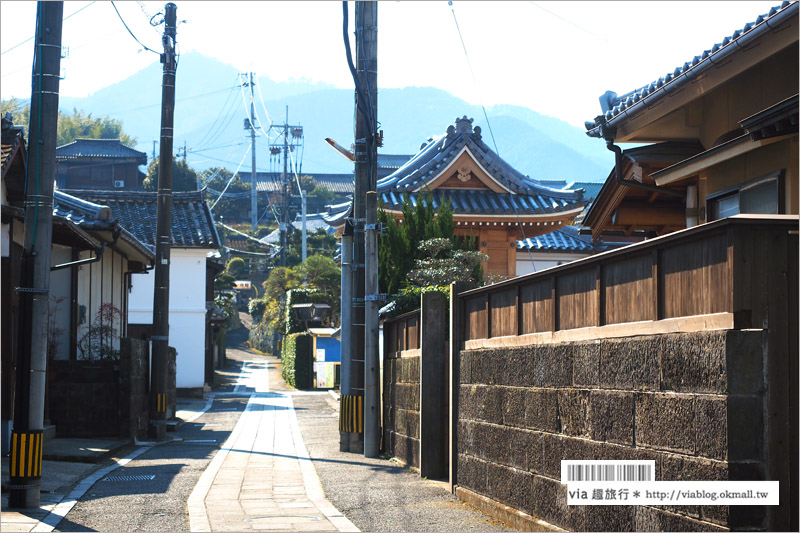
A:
[103,475,155,482]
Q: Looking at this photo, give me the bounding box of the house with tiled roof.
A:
[324,117,587,278]
[2,117,155,443]
[582,0,798,240]
[56,138,147,190]
[515,225,624,275]
[62,189,223,392]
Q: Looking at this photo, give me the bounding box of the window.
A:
[707,170,784,221]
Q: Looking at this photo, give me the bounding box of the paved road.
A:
[52,322,510,532]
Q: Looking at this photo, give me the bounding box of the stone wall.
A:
[49,337,152,438]
[383,352,420,469]
[457,330,768,531]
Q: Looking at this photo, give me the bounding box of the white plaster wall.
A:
[128,248,209,388]
[515,252,592,277]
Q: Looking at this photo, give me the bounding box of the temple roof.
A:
[324,117,587,227]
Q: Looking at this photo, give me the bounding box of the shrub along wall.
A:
[457,329,769,531]
[383,352,421,469]
[282,332,313,389]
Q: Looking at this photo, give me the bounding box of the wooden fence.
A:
[458,215,798,343]
[384,309,421,356]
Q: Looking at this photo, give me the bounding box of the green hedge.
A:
[281,332,313,389]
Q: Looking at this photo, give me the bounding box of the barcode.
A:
[561,460,654,483]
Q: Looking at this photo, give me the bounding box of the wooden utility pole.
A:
[10,1,63,509]
[280,106,289,267]
[340,0,378,456]
[246,72,258,231]
[364,191,380,457]
[150,2,177,439]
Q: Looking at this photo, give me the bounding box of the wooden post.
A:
[420,290,446,479]
[448,281,474,492]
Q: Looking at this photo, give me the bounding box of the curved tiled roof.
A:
[56,138,147,162]
[61,189,221,250]
[585,1,798,137]
[379,116,583,200]
[324,117,587,227]
[517,226,612,253]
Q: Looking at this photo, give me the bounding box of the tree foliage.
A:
[202,167,252,223]
[378,190,473,295]
[142,156,200,192]
[225,257,246,277]
[407,238,487,287]
[1,99,136,147]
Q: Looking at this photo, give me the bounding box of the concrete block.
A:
[470,350,490,385]
[507,427,531,472]
[726,395,763,461]
[661,332,726,393]
[694,396,727,461]
[487,463,513,507]
[573,340,600,387]
[635,506,728,532]
[660,453,727,482]
[533,474,585,531]
[534,343,573,387]
[458,453,488,495]
[585,505,635,532]
[503,347,534,387]
[725,330,765,394]
[525,388,559,433]
[407,356,420,384]
[589,391,634,445]
[509,469,535,516]
[502,387,526,428]
[599,336,660,390]
[479,386,504,425]
[541,433,601,480]
[635,393,695,454]
[459,351,472,384]
[558,389,591,438]
[458,420,477,455]
[483,423,510,466]
[459,385,479,421]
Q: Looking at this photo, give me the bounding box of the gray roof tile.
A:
[586,1,798,137]
[56,139,147,162]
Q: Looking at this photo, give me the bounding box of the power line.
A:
[1,1,97,56]
[448,1,500,155]
[110,1,160,55]
[527,2,609,43]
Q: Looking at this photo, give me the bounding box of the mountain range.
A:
[58,53,613,182]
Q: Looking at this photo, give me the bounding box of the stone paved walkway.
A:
[187,359,358,532]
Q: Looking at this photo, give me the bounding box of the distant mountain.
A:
[58,52,612,182]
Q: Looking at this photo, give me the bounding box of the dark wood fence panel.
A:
[465,295,488,341]
[406,314,420,351]
[384,311,421,355]
[456,217,797,343]
[489,287,517,337]
[603,253,656,325]
[520,278,554,334]
[557,268,599,331]
[660,232,730,319]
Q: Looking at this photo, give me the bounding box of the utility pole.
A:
[300,188,307,263]
[280,106,289,267]
[152,140,157,161]
[150,2,177,440]
[10,1,63,509]
[244,72,258,231]
[340,0,378,456]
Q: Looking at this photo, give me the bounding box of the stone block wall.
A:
[383,352,420,469]
[457,330,768,531]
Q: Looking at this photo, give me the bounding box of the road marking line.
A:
[233,361,249,393]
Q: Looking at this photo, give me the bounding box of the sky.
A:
[0,1,784,128]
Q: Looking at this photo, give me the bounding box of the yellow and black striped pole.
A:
[9,430,44,485]
[154,393,167,414]
[338,394,363,434]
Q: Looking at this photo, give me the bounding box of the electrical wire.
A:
[448,1,499,155]
[110,1,160,55]
[527,2,609,43]
[2,1,96,56]
[210,146,252,210]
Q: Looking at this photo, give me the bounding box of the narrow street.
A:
[31,317,510,532]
